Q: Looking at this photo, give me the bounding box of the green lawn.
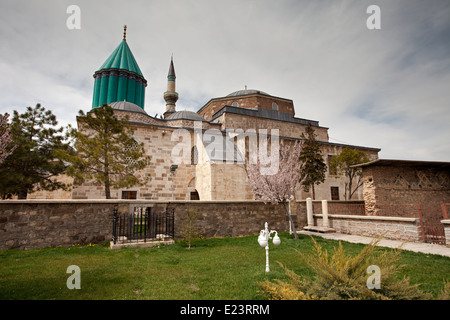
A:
[0,233,449,300]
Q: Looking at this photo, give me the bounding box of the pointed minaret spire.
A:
[168,55,176,79]
[163,55,179,118]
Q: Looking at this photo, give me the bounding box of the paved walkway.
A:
[298,230,450,258]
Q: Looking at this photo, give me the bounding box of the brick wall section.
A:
[361,165,450,210]
[199,94,295,121]
[0,200,307,250]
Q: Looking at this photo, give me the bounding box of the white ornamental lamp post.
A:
[257,222,281,272]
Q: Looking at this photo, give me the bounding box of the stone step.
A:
[302,226,336,233]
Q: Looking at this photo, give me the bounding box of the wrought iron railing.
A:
[112,207,174,244]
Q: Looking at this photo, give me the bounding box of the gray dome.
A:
[166,110,205,121]
[109,101,147,115]
[226,89,270,97]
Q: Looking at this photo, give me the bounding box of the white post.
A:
[306,197,314,227]
[265,245,270,272]
[322,200,329,228]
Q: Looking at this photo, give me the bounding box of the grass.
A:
[0,233,449,300]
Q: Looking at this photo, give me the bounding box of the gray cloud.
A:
[0,0,449,161]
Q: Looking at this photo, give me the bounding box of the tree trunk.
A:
[347,170,354,200]
[104,173,111,199]
[312,184,315,200]
[283,201,298,239]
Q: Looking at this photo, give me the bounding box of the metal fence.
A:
[417,203,447,245]
[112,207,174,245]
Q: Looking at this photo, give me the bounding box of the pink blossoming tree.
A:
[246,140,304,239]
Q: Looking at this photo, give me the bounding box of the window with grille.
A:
[122,190,137,199]
[124,139,139,166]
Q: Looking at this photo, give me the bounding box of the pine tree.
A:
[60,105,151,199]
[0,104,72,199]
[299,124,327,200]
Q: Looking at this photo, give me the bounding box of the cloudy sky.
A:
[1,0,449,161]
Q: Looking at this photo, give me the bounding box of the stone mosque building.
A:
[43,28,381,201]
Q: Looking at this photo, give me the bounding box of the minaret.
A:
[163,56,178,118]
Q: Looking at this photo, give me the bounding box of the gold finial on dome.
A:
[123,25,127,41]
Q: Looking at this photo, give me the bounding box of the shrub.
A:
[259,237,432,300]
[179,209,202,249]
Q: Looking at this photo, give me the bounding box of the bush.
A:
[259,237,433,300]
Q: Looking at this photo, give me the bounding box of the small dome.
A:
[226,89,270,97]
[109,101,147,114]
[166,110,205,121]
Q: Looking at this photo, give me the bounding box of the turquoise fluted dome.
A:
[92,38,147,110]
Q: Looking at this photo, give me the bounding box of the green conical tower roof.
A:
[92,26,147,110]
[98,40,143,76]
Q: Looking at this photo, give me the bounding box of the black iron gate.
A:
[112,207,174,244]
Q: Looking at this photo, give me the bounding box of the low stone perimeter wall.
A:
[0,200,305,250]
[443,220,450,246]
[314,214,422,242]
[3,199,441,250]
[0,200,116,250]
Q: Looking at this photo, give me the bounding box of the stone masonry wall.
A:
[314,214,421,242]
[215,112,330,142]
[0,201,115,250]
[165,201,300,238]
[0,200,306,250]
[443,220,450,246]
[1,199,427,250]
[72,123,197,200]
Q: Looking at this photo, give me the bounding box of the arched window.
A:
[272,102,278,111]
[231,101,239,107]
